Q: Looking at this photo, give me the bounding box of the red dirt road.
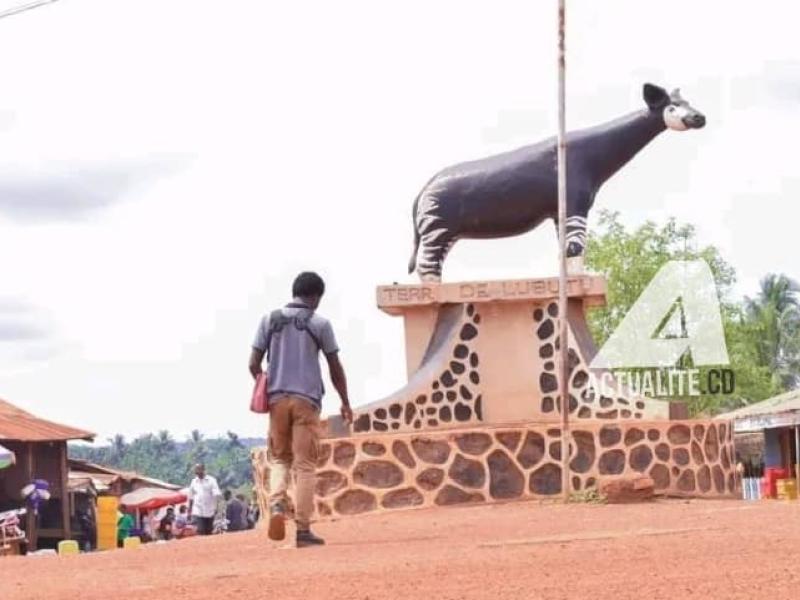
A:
[2,499,799,600]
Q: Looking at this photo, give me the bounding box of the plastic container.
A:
[123,536,141,549]
[57,540,80,556]
[777,479,798,500]
[762,467,789,499]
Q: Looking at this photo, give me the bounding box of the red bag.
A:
[250,373,270,414]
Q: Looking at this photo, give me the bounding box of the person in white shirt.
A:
[187,463,222,536]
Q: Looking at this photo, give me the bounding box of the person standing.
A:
[224,490,247,532]
[187,463,222,536]
[249,271,352,547]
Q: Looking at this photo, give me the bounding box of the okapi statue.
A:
[407,83,706,281]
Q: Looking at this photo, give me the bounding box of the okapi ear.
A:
[643,83,669,110]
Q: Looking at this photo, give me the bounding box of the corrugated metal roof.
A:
[0,398,94,442]
[716,389,800,420]
[68,459,181,490]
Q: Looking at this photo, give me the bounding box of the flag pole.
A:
[557,0,571,502]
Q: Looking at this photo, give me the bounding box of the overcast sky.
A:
[0,0,797,443]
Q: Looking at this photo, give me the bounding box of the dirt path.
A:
[2,499,798,600]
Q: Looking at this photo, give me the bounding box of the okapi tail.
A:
[408,191,422,274]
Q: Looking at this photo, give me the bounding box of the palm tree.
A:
[745,274,800,389]
[226,431,243,450]
[106,434,127,465]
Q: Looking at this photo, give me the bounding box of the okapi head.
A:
[643,83,706,131]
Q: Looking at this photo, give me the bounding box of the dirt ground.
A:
[2,499,799,600]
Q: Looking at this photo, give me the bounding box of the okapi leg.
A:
[565,213,587,274]
[417,233,455,282]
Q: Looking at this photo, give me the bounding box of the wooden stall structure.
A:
[0,398,94,551]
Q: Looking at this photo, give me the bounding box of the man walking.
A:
[187,463,222,536]
[249,271,352,547]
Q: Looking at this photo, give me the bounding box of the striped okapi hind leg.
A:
[415,187,456,282]
[565,214,588,275]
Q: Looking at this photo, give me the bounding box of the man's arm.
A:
[325,352,352,422]
[249,348,265,379]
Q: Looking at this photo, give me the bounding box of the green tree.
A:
[745,274,800,390]
[584,211,778,415]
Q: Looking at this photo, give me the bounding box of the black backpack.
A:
[265,305,321,360]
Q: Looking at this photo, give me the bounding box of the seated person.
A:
[173,505,196,538]
[158,507,175,541]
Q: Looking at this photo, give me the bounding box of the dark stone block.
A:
[570,431,595,474]
[405,402,416,425]
[624,428,645,446]
[435,485,485,506]
[470,352,479,368]
[362,442,386,457]
[599,397,614,408]
[432,391,444,403]
[697,465,712,493]
[667,424,691,445]
[454,344,469,359]
[316,470,348,497]
[517,431,546,468]
[446,391,457,402]
[540,343,554,359]
[721,445,730,470]
[382,487,424,510]
[544,361,555,371]
[655,443,670,461]
[440,406,452,422]
[415,395,426,405]
[450,361,466,375]
[467,304,475,317]
[441,371,457,388]
[693,424,705,441]
[572,370,588,388]
[373,421,389,432]
[333,442,356,468]
[427,419,439,427]
[677,469,696,492]
[647,429,660,442]
[353,460,404,489]
[629,445,653,473]
[704,425,719,462]
[389,403,402,419]
[374,408,387,420]
[598,449,626,475]
[599,426,622,447]
[719,422,727,442]
[529,463,562,495]
[540,372,558,394]
[416,468,445,491]
[673,448,690,466]
[426,406,437,415]
[577,406,592,418]
[475,395,483,419]
[353,413,371,433]
[469,371,480,385]
[413,420,421,428]
[449,454,486,489]
[727,473,735,493]
[533,308,543,321]
[334,489,377,515]
[455,432,492,456]
[496,431,521,453]
[537,319,554,340]
[392,440,416,468]
[597,410,619,419]
[542,396,554,413]
[317,502,332,517]
[547,302,558,317]
[460,323,478,341]
[454,403,472,422]
[411,438,451,464]
[691,441,705,465]
[487,449,524,499]
[391,423,400,430]
[459,385,473,401]
[650,464,670,490]
[621,410,632,418]
[549,441,561,461]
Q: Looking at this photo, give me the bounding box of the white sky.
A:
[0,0,797,443]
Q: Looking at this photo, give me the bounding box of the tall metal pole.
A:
[557,0,571,501]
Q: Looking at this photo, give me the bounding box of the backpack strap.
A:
[265,308,321,360]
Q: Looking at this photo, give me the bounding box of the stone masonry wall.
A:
[252,419,737,519]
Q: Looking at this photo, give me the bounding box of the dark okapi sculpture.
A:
[408,83,706,281]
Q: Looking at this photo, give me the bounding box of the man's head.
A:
[292,271,326,310]
[223,490,232,501]
[179,505,187,514]
[194,463,206,478]
[166,507,174,515]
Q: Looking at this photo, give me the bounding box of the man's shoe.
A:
[268,504,286,541]
[296,529,325,548]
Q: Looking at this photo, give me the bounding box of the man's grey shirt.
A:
[252,305,339,408]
